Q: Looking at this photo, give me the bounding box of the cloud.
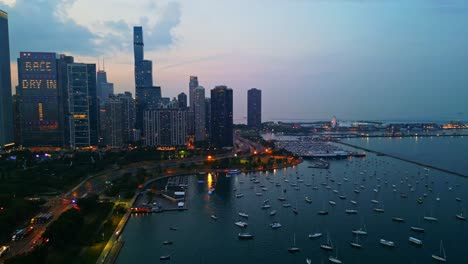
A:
[0,0,182,60]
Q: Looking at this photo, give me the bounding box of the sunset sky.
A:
[1,0,468,122]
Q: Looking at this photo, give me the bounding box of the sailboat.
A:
[431,240,447,262]
[350,235,362,248]
[456,208,466,221]
[320,233,333,251]
[410,217,425,233]
[318,202,329,215]
[328,246,342,263]
[352,224,367,235]
[288,233,300,253]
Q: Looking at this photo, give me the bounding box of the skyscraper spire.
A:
[103,57,105,71]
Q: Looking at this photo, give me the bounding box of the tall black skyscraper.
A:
[247,88,262,128]
[0,10,13,147]
[134,26,157,132]
[211,86,233,147]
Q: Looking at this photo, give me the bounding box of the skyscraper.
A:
[211,86,233,147]
[67,63,98,148]
[104,96,124,148]
[0,10,13,147]
[247,88,262,128]
[17,52,70,147]
[193,86,206,141]
[134,26,158,133]
[97,65,114,104]
[177,92,187,109]
[189,76,198,108]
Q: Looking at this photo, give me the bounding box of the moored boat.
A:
[380,239,395,247]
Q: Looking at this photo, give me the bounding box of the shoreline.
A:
[98,156,301,264]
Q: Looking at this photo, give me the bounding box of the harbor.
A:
[116,138,468,263]
[274,139,366,159]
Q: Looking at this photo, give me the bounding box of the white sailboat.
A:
[380,239,395,247]
[320,233,333,251]
[352,224,367,235]
[288,233,300,253]
[350,235,362,249]
[409,236,423,246]
[456,208,466,221]
[431,240,447,262]
[328,246,342,263]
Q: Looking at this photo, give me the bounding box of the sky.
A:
[1,0,468,123]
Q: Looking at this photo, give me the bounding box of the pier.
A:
[335,141,468,178]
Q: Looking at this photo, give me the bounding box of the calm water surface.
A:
[117,139,468,264]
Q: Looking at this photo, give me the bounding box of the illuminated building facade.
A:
[17,52,68,147]
[0,10,14,147]
[67,63,98,148]
[247,88,262,128]
[211,86,233,147]
[144,109,188,147]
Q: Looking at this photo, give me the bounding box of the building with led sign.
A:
[17,52,65,147]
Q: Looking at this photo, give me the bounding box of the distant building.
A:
[97,67,114,104]
[104,96,124,148]
[205,98,211,139]
[67,63,98,148]
[0,10,13,147]
[144,109,188,147]
[247,88,262,128]
[189,76,198,108]
[193,87,206,141]
[211,86,233,147]
[177,92,187,109]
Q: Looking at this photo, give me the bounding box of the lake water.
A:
[117,138,468,264]
[343,136,468,176]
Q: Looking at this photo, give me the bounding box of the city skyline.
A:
[1,0,468,122]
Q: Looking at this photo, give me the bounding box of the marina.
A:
[117,137,468,263]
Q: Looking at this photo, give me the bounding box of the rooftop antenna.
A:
[103,57,105,71]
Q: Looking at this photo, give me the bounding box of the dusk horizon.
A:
[1,0,467,122]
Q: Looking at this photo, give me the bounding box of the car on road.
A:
[0,245,10,257]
